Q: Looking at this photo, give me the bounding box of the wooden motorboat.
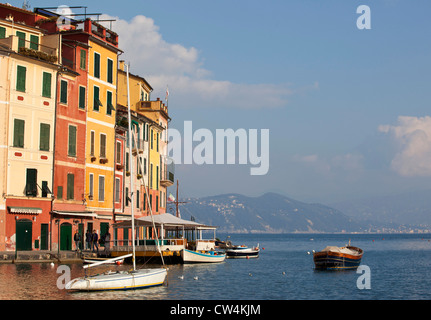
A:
[313,242,363,270]
[225,244,260,259]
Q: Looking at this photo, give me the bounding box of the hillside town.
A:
[0,3,175,253]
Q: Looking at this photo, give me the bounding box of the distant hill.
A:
[176,192,364,233]
[331,189,431,227]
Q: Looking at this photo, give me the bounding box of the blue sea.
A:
[1,233,430,301]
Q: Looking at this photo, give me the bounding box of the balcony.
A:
[137,98,168,116]
[160,156,175,187]
[0,35,59,63]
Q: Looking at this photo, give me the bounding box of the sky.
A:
[12,0,431,203]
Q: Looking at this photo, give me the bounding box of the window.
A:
[125,187,129,206]
[136,190,140,208]
[98,176,105,201]
[144,158,147,175]
[115,178,120,203]
[16,31,25,50]
[150,163,153,189]
[126,152,129,172]
[107,58,113,84]
[116,141,121,164]
[150,129,153,149]
[93,86,101,111]
[42,181,50,198]
[13,119,25,148]
[0,27,6,39]
[25,168,37,197]
[79,86,86,109]
[16,65,26,92]
[156,132,159,152]
[42,72,52,98]
[89,174,94,199]
[60,80,68,104]
[90,131,95,156]
[94,52,100,78]
[30,35,39,50]
[57,186,63,199]
[156,195,159,212]
[100,133,106,158]
[39,123,50,151]
[68,125,77,157]
[106,90,114,115]
[137,157,142,175]
[156,165,159,190]
[80,49,86,70]
[67,173,74,200]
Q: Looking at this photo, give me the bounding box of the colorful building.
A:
[0,7,60,251]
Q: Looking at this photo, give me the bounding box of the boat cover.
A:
[321,246,360,256]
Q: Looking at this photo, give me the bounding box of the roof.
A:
[114,213,216,230]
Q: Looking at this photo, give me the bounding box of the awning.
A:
[8,207,42,215]
[51,210,96,218]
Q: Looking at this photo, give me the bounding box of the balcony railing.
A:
[160,155,175,187]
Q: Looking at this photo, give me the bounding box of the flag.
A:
[165,86,169,103]
[168,193,175,202]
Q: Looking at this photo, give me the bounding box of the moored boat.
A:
[225,244,260,259]
[181,249,226,263]
[313,242,363,270]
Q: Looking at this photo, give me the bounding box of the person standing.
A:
[73,231,81,252]
[92,230,99,253]
[85,229,92,251]
[104,230,111,256]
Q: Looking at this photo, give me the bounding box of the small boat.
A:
[181,249,226,263]
[225,244,260,259]
[313,241,363,270]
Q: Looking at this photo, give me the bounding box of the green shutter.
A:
[16,65,26,92]
[80,49,86,70]
[93,86,100,111]
[107,91,115,115]
[39,123,50,151]
[94,53,100,78]
[60,80,67,104]
[13,119,25,148]
[30,35,39,50]
[67,174,74,200]
[68,126,76,156]
[107,59,113,83]
[16,31,25,50]
[100,134,106,158]
[0,27,6,39]
[79,86,86,109]
[57,186,63,199]
[42,72,52,98]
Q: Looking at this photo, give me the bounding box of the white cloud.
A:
[102,14,308,109]
[379,116,431,177]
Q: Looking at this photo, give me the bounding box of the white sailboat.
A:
[66,63,167,291]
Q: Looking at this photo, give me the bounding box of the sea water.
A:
[1,233,430,300]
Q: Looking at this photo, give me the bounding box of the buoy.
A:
[249,273,252,277]
[194,276,198,280]
[50,262,55,267]
[282,272,286,275]
[307,251,310,255]
[246,256,249,259]
[178,275,184,280]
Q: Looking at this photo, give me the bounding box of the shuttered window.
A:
[106,91,114,115]
[93,86,101,111]
[60,80,67,104]
[16,31,25,50]
[16,65,26,92]
[30,35,39,50]
[42,72,52,98]
[26,169,37,197]
[0,27,6,39]
[68,125,77,157]
[90,131,95,156]
[80,49,86,70]
[98,176,105,201]
[67,173,74,200]
[100,133,106,158]
[39,123,50,151]
[13,119,25,148]
[89,174,94,199]
[107,58,113,83]
[79,86,86,109]
[94,52,100,78]
[57,186,63,199]
[115,178,120,203]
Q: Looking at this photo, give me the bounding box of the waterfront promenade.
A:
[0,250,95,264]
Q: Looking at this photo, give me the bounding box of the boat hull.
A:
[65,268,167,291]
[313,246,363,270]
[181,249,226,263]
[225,248,259,259]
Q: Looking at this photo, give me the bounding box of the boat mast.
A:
[126,63,136,271]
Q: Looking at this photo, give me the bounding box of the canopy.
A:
[113,213,216,230]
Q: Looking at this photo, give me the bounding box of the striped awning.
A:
[51,210,96,218]
[8,207,42,215]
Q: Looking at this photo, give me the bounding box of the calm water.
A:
[1,233,431,300]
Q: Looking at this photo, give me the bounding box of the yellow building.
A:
[82,19,121,234]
